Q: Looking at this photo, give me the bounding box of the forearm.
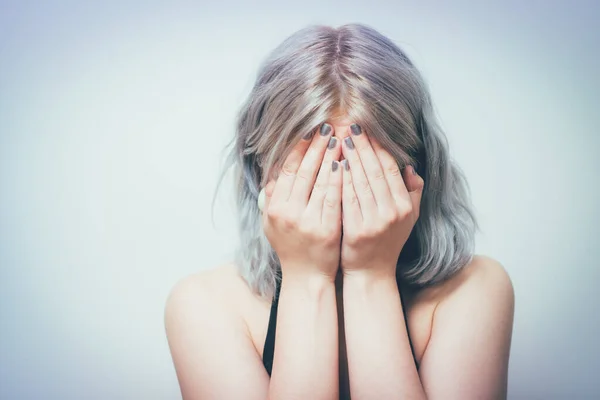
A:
[343,272,426,400]
[268,271,339,400]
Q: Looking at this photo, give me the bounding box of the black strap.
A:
[262,272,281,376]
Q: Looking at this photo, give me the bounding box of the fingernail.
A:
[350,123,362,135]
[341,159,350,171]
[344,136,354,150]
[332,160,339,172]
[328,137,337,149]
[320,123,332,136]
[302,129,315,140]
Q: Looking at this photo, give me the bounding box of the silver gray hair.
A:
[212,23,479,301]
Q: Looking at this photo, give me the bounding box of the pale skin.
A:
[164,112,515,399]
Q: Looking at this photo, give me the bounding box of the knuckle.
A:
[281,216,298,231]
[297,222,313,237]
[386,210,400,224]
[281,163,296,177]
[387,164,401,176]
[398,202,413,218]
[315,229,332,243]
[356,230,371,241]
[324,196,337,209]
[364,226,379,238]
[371,169,386,181]
[295,168,310,183]
[313,179,327,194]
[266,205,279,220]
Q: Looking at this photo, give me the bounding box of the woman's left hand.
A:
[339,123,424,279]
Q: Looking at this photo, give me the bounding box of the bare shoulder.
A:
[416,254,515,398]
[164,262,254,315]
[163,263,244,350]
[440,254,514,305]
[411,254,513,305]
[164,263,269,399]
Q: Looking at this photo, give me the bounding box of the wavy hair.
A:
[212,23,479,300]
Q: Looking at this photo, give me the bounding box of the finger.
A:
[305,135,341,220]
[345,123,395,215]
[341,159,362,232]
[263,180,276,210]
[261,179,277,227]
[402,165,425,220]
[271,126,318,204]
[322,159,343,228]
[341,131,377,222]
[371,139,411,207]
[289,122,334,208]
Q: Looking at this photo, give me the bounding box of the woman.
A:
[165,23,515,400]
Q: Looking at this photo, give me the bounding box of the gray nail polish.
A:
[328,137,337,149]
[320,123,332,136]
[350,123,362,135]
[302,129,315,140]
[332,160,339,172]
[344,136,355,150]
[341,159,349,171]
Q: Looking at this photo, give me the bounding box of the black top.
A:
[262,272,418,377]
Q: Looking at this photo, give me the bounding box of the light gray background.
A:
[1,1,598,399]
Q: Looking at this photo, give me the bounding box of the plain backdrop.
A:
[1,1,598,399]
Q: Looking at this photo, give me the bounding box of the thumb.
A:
[259,180,276,213]
[404,165,424,219]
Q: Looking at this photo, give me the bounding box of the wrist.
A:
[342,273,399,301]
[281,269,338,295]
[341,266,397,282]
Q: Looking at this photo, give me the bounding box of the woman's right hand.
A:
[261,122,343,282]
